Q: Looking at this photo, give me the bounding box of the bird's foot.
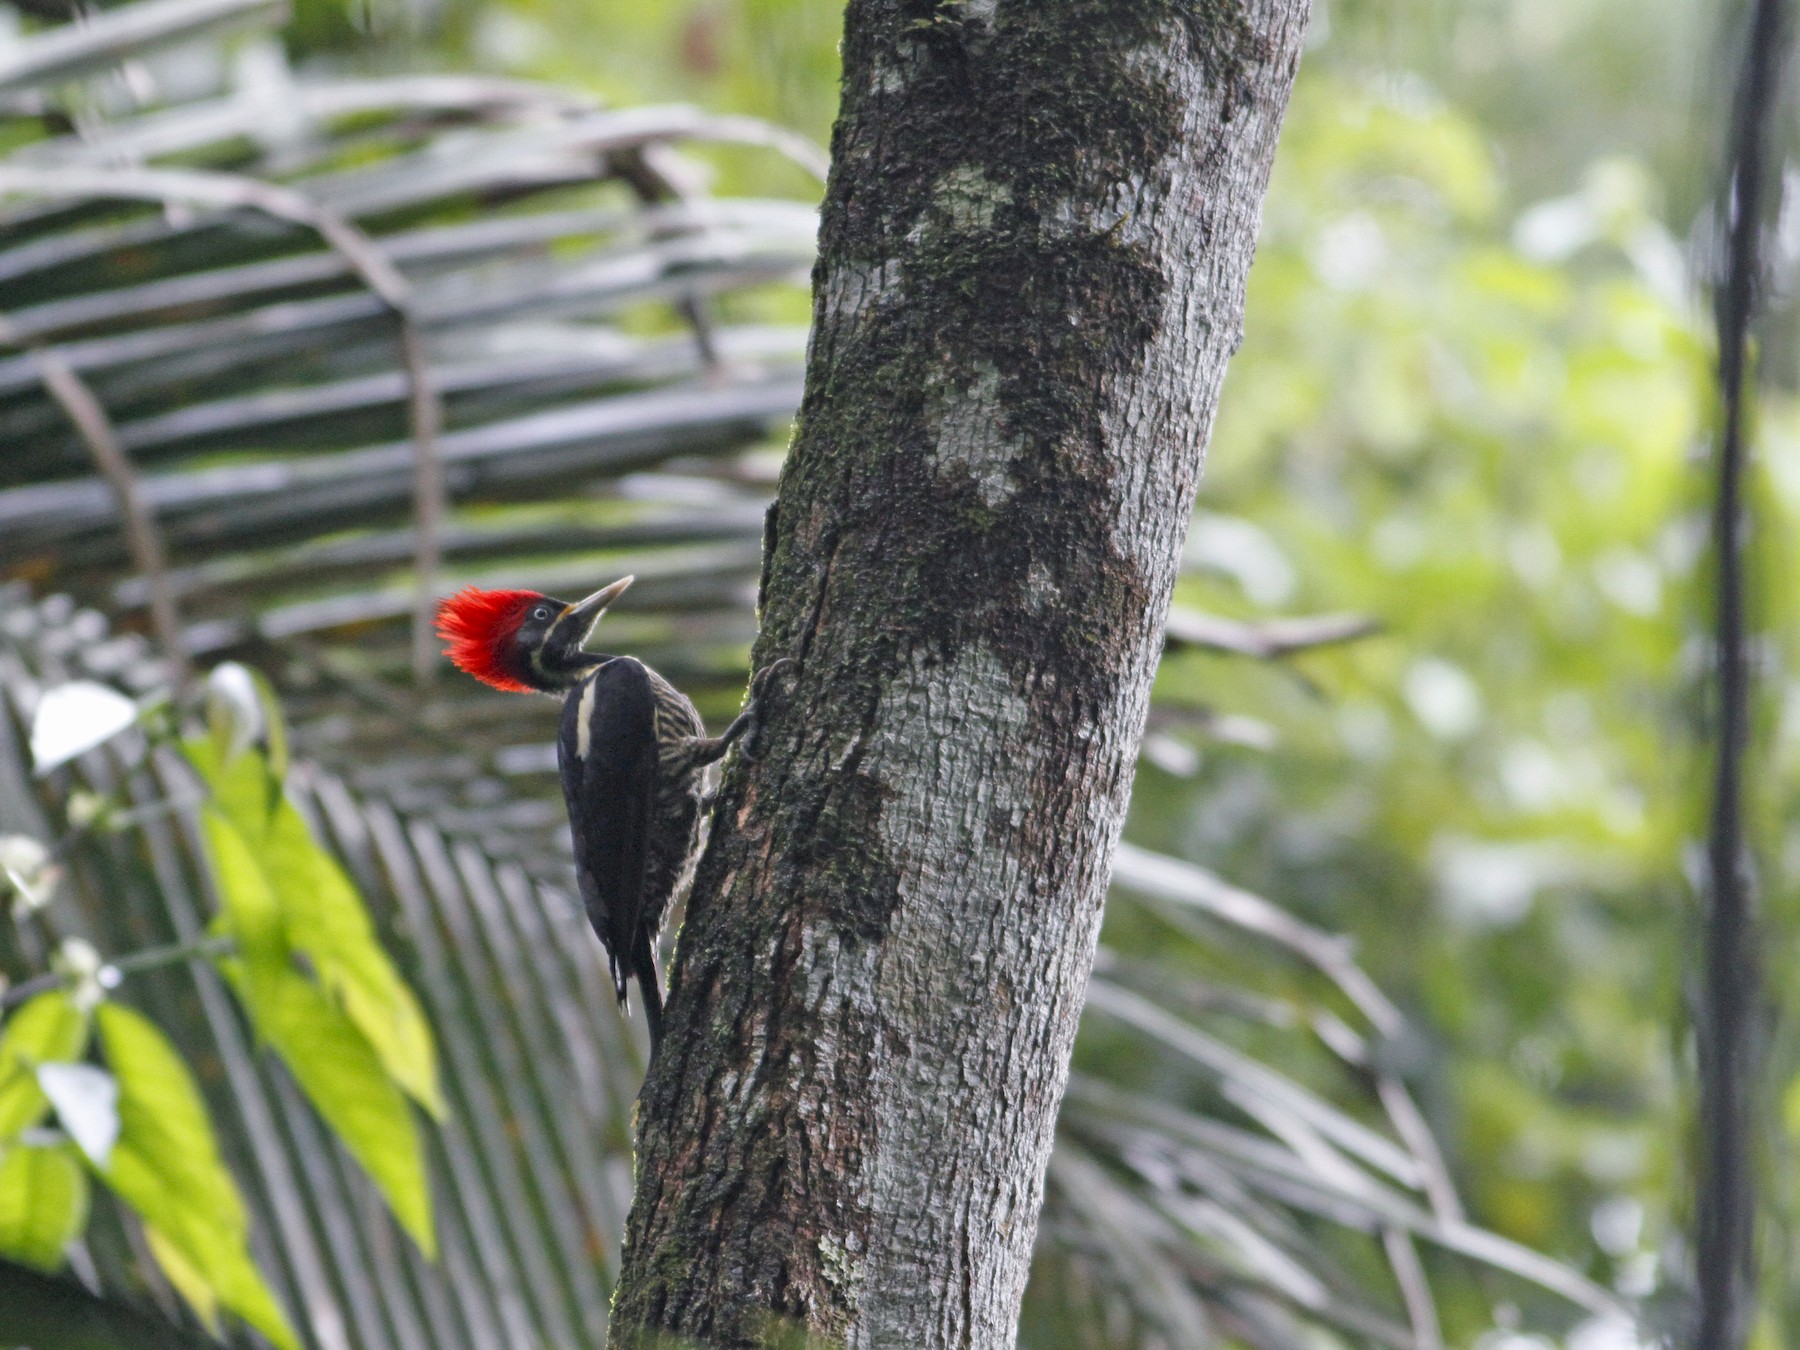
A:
[750,656,796,698]
[738,657,796,761]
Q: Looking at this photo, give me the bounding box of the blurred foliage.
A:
[1158,77,1706,1343]
[0,669,442,1345]
[295,0,1786,1343]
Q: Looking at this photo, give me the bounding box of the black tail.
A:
[633,929,664,1060]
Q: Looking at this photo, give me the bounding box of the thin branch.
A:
[615,143,725,371]
[1111,843,1408,1035]
[1697,0,1786,1345]
[1111,843,1470,1237]
[398,322,445,684]
[108,933,234,975]
[1163,608,1380,660]
[1380,1227,1443,1350]
[0,316,187,676]
[1375,1077,1464,1226]
[675,111,830,184]
[1,935,234,1009]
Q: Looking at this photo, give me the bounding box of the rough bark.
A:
[610,2,1310,1346]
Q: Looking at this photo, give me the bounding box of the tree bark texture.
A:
[611,2,1310,1346]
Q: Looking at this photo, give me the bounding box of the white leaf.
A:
[37,1063,120,1167]
[204,662,264,762]
[30,683,139,776]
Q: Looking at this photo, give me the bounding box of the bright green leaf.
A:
[95,1005,243,1227]
[339,974,443,1120]
[264,804,443,1117]
[0,992,89,1142]
[1783,1075,1800,1140]
[246,666,290,787]
[183,735,281,845]
[95,1004,299,1350]
[187,740,440,1114]
[225,962,436,1255]
[198,807,288,1006]
[145,1223,220,1336]
[0,1143,88,1271]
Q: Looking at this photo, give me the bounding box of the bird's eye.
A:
[533,606,552,621]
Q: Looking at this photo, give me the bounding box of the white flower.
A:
[0,834,59,915]
[52,938,106,1012]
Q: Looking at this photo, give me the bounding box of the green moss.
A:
[771,762,901,943]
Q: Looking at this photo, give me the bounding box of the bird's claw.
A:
[740,657,797,761]
[750,656,796,699]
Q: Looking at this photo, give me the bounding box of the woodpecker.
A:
[435,576,785,1055]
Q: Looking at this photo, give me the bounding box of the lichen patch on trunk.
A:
[926,363,1018,506]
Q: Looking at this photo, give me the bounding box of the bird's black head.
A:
[436,575,634,694]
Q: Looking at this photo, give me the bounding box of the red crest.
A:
[435,587,543,692]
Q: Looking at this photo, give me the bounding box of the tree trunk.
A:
[610,2,1310,1345]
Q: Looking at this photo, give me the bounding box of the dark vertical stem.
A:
[1698,2,1785,1346]
[400,322,446,687]
[27,341,189,680]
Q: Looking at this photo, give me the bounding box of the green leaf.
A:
[95,1004,298,1350]
[264,804,443,1117]
[0,1143,89,1271]
[144,1223,220,1335]
[0,993,89,1142]
[224,962,435,1255]
[1783,1074,1800,1139]
[245,665,290,787]
[95,1005,242,1231]
[186,738,440,1115]
[182,735,281,845]
[338,972,443,1120]
[197,807,288,1006]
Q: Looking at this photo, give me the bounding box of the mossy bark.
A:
[609,2,1310,1346]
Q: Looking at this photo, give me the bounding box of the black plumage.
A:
[558,656,726,1052]
[437,577,788,1058]
[559,658,656,1011]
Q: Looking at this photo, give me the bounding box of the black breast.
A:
[557,657,657,999]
